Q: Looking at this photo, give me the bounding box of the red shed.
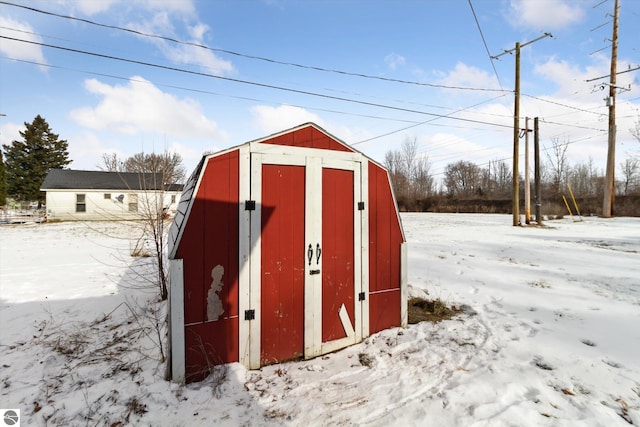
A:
[167,123,406,383]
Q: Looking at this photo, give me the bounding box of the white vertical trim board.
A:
[169,259,185,383]
[238,146,252,368]
[248,153,263,369]
[304,156,323,359]
[400,242,408,328]
[360,160,370,339]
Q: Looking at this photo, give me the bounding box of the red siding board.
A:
[260,164,306,364]
[369,289,401,333]
[368,162,403,332]
[177,151,240,379]
[185,319,239,383]
[178,189,205,325]
[201,153,240,319]
[322,168,355,342]
[263,127,352,152]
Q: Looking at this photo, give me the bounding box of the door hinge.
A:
[358,202,365,211]
[244,309,255,320]
[245,200,256,211]
[358,292,366,301]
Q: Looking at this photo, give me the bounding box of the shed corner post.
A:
[168,258,185,383]
[359,158,370,340]
[400,242,408,328]
[238,145,260,369]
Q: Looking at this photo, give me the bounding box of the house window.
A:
[171,195,176,204]
[76,194,86,212]
[128,194,138,212]
[104,193,111,199]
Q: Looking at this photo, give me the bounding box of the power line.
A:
[521,93,608,117]
[428,131,608,177]
[0,0,506,93]
[585,64,640,82]
[1,23,500,116]
[0,55,426,125]
[539,119,606,132]
[5,21,513,122]
[467,0,504,90]
[353,94,509,145]
[1,35,516,131]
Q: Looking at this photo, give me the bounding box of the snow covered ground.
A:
[1,213,639,426]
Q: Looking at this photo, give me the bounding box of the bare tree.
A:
[631,115,640,144]
[384,137,434,208]
[135,150,188,300]
[98,150,185,300]
[444,160,483,197]
[384,149,409,201]
[98,152,124,172]
[412,155,434,199]
[138,171,170,300]
[567,158,601,198]
[483,159,511,198]
[99,151,186,184]
[620,157,640,196]
[545,137,569,196]
[124,152,186,184]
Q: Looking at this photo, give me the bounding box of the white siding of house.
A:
[45,190,182,221]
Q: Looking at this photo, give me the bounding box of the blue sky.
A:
[1,0,639,183]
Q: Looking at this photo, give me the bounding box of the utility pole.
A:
[602,0,619,218]
[534,117,542,225]
[512,42,521,226]
[524,117,531,224]
[492,33,552,226]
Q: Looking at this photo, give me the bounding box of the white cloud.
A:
[62,1,225,72]
[72,0,122,15]
[251,105,325,134]
[141,0,196,14]
[385,53,406,71]
[248,105,371,150]
[128,14,234,75]
[168,141,203,172]
[533,57,605,100]
[70,0,195,16]
[0,122,23,147]
[66,131,116,170]
[0,17,47,67]
[163,41,234,75]
[506,0,585,30]
[436,62,500,91]
[70,76,225,140]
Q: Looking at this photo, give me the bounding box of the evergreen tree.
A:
[0,149,7,206]
[2,115,72,202]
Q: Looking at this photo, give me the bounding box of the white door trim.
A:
[241,145,368,367]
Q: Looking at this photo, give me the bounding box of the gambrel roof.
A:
[41,169,182,191]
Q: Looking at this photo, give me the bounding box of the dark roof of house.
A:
[41,169,183,191]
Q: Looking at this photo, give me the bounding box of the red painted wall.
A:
[175,151,240,382]
[264,126,352,152]
[322,168,355,342]
[260,164,306,364]
[368,162,404,333]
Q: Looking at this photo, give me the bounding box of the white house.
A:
[41,169,183,221]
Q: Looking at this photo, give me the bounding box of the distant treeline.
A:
[401,195,640,217]
[386,137,640,218]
